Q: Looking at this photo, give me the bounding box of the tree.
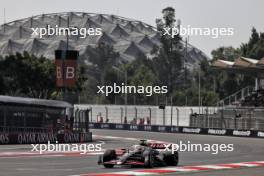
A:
[83,43,120,104]
[152,7,183,93]
[88,43,120,85]
[0,52,56,98]
[211,46,240,61]
[113,53,157,105]
[0,52,85,100]
[241,28,259,58]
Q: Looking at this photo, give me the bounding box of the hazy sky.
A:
[1,0,263,57]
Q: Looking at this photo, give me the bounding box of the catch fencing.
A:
[74,104,217,126]
[190,107,264,131]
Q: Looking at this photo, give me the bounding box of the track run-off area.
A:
[0,129,263,176]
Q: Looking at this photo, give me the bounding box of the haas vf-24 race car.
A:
[98,140,178,168]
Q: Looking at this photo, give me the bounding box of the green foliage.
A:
[125,55,158,104]
[88,43,120,84]
[205,27,264,100]
[2,11,262,107]
[0,52,85,100]
[211,46,240,61]
[0,52,56,98]
[153,7,183,92]
[241,28,264,59]
[81,43,120,104]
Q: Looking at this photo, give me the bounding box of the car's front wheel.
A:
[103,149,117,168]
[143,150,154,168]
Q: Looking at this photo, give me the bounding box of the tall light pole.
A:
[198,64,201,115]
[62,16,70,101]
[3,8,6,24]
[184,37,188,106]
[113,66,128,117]
[124,70,127,117]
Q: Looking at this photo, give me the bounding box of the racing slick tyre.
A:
[164,151,179,166]
[103,149,117,168]
[143,150,154,168]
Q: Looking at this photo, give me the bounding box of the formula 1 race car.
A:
[98,140,178,168]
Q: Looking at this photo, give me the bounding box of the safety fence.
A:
[190,107,264,131]
[0,126,48,133]
[74,104,218,126]
[217,86,254,106]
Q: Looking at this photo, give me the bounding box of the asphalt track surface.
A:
[0,129,263,176]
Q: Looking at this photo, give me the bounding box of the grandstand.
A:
[212,56,264,107]
[190,56,264,130]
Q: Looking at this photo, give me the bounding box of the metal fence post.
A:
[135,107,137,122]
[74,108,79,130]
[148,107,152,125]
[176,107,179,126]
[90,107,93,122]
[78,110,82,131]
[77,109,81,131]
[234,110,237,129]
[170,96,173,126]
[85,109,90,132]
[105,106,108,122]
[163,108,165,125]
[120,107,123,123]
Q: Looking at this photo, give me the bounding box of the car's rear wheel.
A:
[103,149,117,168]
[164,152,179,166]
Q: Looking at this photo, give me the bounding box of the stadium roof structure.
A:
[212,57,264,74]
[0,12,207,69]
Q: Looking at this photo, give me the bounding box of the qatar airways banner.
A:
[55,50,78,88]
[0,132,92,144]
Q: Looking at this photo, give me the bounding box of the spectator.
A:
[97,114,100,122]
[139,118,144,125]
[99,116,103,123]
[130,118,136,124]
[146,117,151,125]
[144,117,149,125]
[124,116,127,124]
[97,113,104,123]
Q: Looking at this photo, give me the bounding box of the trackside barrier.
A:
[0,132,92,144]
[89,122,264,138]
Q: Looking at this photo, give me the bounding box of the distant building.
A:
[0,12,207,70]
